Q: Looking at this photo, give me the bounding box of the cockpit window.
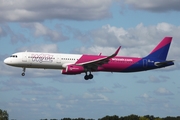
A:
[10,55,18,58]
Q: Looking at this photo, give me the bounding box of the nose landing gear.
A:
[21,67,26,76]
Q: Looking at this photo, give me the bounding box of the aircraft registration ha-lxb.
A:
[4,37,174,80]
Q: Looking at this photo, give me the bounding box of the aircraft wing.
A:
[75,46,121,70]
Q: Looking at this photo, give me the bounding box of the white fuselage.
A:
[4,52,82,69]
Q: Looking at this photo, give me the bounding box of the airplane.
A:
[4,37,174,80]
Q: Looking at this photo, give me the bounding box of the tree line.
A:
[41,114,180,120]
[1,109,180,120]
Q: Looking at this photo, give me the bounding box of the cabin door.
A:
[22,53,27,62]
[143,59,147,67]
[56,55,61,63]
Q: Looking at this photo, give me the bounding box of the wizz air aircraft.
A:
[4,37,174,80]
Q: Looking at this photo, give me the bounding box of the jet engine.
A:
[61,65,84,75]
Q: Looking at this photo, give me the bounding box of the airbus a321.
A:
[4,37,174,80]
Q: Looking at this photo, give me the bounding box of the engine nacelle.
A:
[61,65,84,75]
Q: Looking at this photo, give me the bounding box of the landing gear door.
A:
[22,52,27,62]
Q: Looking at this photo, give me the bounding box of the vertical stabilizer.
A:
[146,37,172,60]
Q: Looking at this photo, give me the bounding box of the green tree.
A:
[139,116,150,120]
[75,118,86,120]
[123,114,139,120]
[154,118,162,120]
[61,118,71,120]
[163,116,178,120]
[0,109,8,120]
[144,115,154,120]
[98,115,119,120]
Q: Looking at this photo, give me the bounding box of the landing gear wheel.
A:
[22,67,26,76]
[84,70,94,80]
[84,74,94,80]
[22,73,25,76]
[84,75,89,80]
[89,74,93,79]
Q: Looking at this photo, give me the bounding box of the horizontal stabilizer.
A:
[154,60,174,66]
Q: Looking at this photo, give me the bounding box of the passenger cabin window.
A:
[10,55,18,58]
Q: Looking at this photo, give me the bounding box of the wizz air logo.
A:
[31,54,53,63]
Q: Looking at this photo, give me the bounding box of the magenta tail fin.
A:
[146,37,172,60]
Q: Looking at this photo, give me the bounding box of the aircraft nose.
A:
[4,58,10,65]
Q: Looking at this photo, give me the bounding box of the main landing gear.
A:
[21,67,26,76]
[84,71,93,80]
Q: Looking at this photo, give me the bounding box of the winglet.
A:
[114,46,121,56]
[75,46,121,66]
[108,46,121,58]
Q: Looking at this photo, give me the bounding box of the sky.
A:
[0,0,180,120]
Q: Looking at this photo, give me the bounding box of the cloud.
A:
[136,79,147,84]
[56,103,72,111]
[0,85,20,91]
[18,44,59,53]
[137,75,170,84]
[88,87,114,93]
[113,83,127,89]
[154,87,173,96]
[74,46,119,56]
[138,93,171,105]
[0,26,7,37]
[22,23,69,42]
[0,78,40,91]
[3,97,52,120]
[148,76,167,83]
[83,93,109,102]
[22,86,61,95]
[137,92,178,116]
[0,0,112,22]
[123,0,180,12]
[141,93,149,99]
[1,78,40,87]
[0,24,29,44]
